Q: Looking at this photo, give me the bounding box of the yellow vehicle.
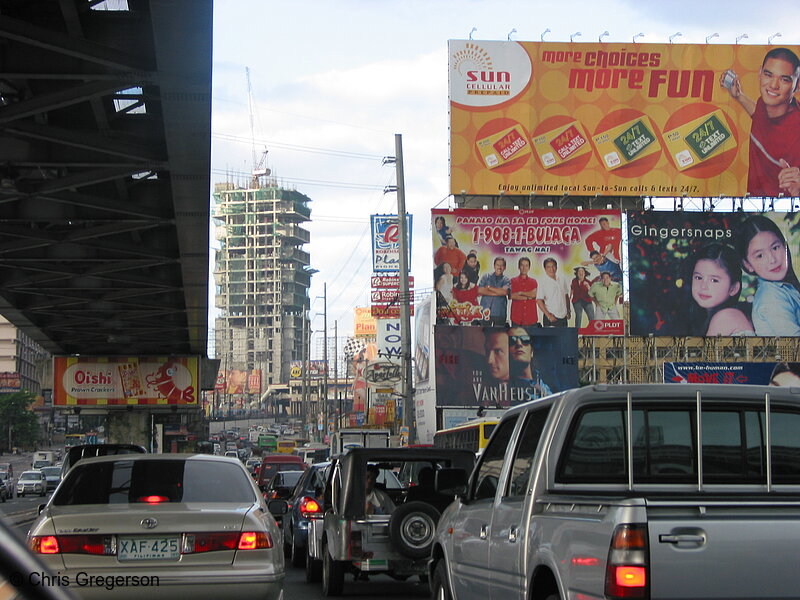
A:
[276,439,297,454]
[433,417,499,453]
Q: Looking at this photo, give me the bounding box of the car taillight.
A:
[138,495,170,504]
[30,535,114,555]
[237,531,272,550]
[299,496,322,518]
[605,524,648,599]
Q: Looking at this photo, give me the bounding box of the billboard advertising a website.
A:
[433,208,623,335]
[627,211,800,337]
[449,40,800,198]
[54,356,199,406]
[434,325,578,408]
[664,362,800,386]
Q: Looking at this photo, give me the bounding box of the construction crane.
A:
[245,66,270,187]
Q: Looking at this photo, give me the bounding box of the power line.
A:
[213,132,384,161]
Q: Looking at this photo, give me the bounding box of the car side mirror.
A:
[38,503,46,514]
[435,468,468,498]
[267,499,288,516]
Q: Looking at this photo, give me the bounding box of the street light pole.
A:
[393,133,415,443]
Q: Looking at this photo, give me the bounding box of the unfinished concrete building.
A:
[212,181,312,395]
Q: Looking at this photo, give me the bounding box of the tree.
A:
[0,390,40,451]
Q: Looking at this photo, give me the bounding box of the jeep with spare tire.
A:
[301,447,475,596]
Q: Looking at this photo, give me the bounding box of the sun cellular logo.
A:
[466,71,510,83]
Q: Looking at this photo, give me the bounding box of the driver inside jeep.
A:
[365,464,396,515]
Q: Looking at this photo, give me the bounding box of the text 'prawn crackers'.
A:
[476,124,532,169]
[118,363,145,398]
[663,109,736,171]
[592,115,661,171]
[532,121,592,169]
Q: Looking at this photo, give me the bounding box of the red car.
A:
[257,454,306,489]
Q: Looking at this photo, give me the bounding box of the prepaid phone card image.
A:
[663,109,736,171]
[118,362,145,398]
[532,120,592,169]
[476,123,532,169]
[592,116,662,171]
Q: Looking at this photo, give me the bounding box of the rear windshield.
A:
[53,459,257,505]
[261,462,303,481]
[557,403,800,485]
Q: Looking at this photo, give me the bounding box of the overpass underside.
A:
[0,0,212,357]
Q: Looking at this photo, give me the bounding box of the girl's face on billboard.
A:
[692,259,738,309]
[744,231,788,282]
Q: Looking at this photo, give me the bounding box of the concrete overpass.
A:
[0,0,212,358]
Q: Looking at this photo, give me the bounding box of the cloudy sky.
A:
[210,0,800,348]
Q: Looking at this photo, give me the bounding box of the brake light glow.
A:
[30,535,59,554]
[615,566,646,587]
[605,524,648,599]
[299,496,322,518]
[237,531,272,550]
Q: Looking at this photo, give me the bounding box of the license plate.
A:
[118,537,180,561]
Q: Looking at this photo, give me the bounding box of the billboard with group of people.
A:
[450,40,800,198]
[434,209,800,338]
[433,208,624,335]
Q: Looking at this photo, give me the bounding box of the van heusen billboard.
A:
[449,40,800,197]
[54,356,199,406]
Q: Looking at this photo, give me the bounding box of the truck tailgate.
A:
[647,500,800,599]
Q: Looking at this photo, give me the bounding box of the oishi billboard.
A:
[54,356,199,406]
[433,208,624,335]
[449,40,800,198]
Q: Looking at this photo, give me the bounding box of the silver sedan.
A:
[28,453,284,599]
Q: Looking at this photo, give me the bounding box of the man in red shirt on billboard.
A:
[433,235,466,278]
[510,256,540,327]
[722,47,800,196]
[584,216,621,262]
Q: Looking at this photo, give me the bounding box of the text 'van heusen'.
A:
[431,383,800,600]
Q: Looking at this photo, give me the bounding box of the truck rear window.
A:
[557,404,800,484]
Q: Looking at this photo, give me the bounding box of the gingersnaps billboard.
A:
[433,208,624,335]
[54,356,199,406]
[449,40,800,198]
[627,211,800,337]
[434,325,578,408]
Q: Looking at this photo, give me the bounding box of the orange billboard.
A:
[354,306,377,337]
[54,356,199,407]
[449,41,800,198]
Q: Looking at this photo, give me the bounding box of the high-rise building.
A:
[212,181,312,398]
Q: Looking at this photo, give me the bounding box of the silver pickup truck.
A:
[430,383,800,600]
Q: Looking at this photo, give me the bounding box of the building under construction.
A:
[212,180,312,400]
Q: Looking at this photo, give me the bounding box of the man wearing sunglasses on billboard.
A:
[508,326,552,401]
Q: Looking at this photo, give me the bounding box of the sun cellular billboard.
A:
[449,40,800,198]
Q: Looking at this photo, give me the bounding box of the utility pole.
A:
[301,312,308,437]
[322,283,328,441]
[393,134,414,443]
[334,320,339,432]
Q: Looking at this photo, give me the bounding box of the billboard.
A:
[433,208,623,335]
[289,360,328,380]
[449,40,800,198]
[628,211,800,337]
[54,356,199,406]
[371,214,412,273]
[0,371,21,393]
[664,362,800,386]
[434,325,578,408]
[354,306,377,337]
